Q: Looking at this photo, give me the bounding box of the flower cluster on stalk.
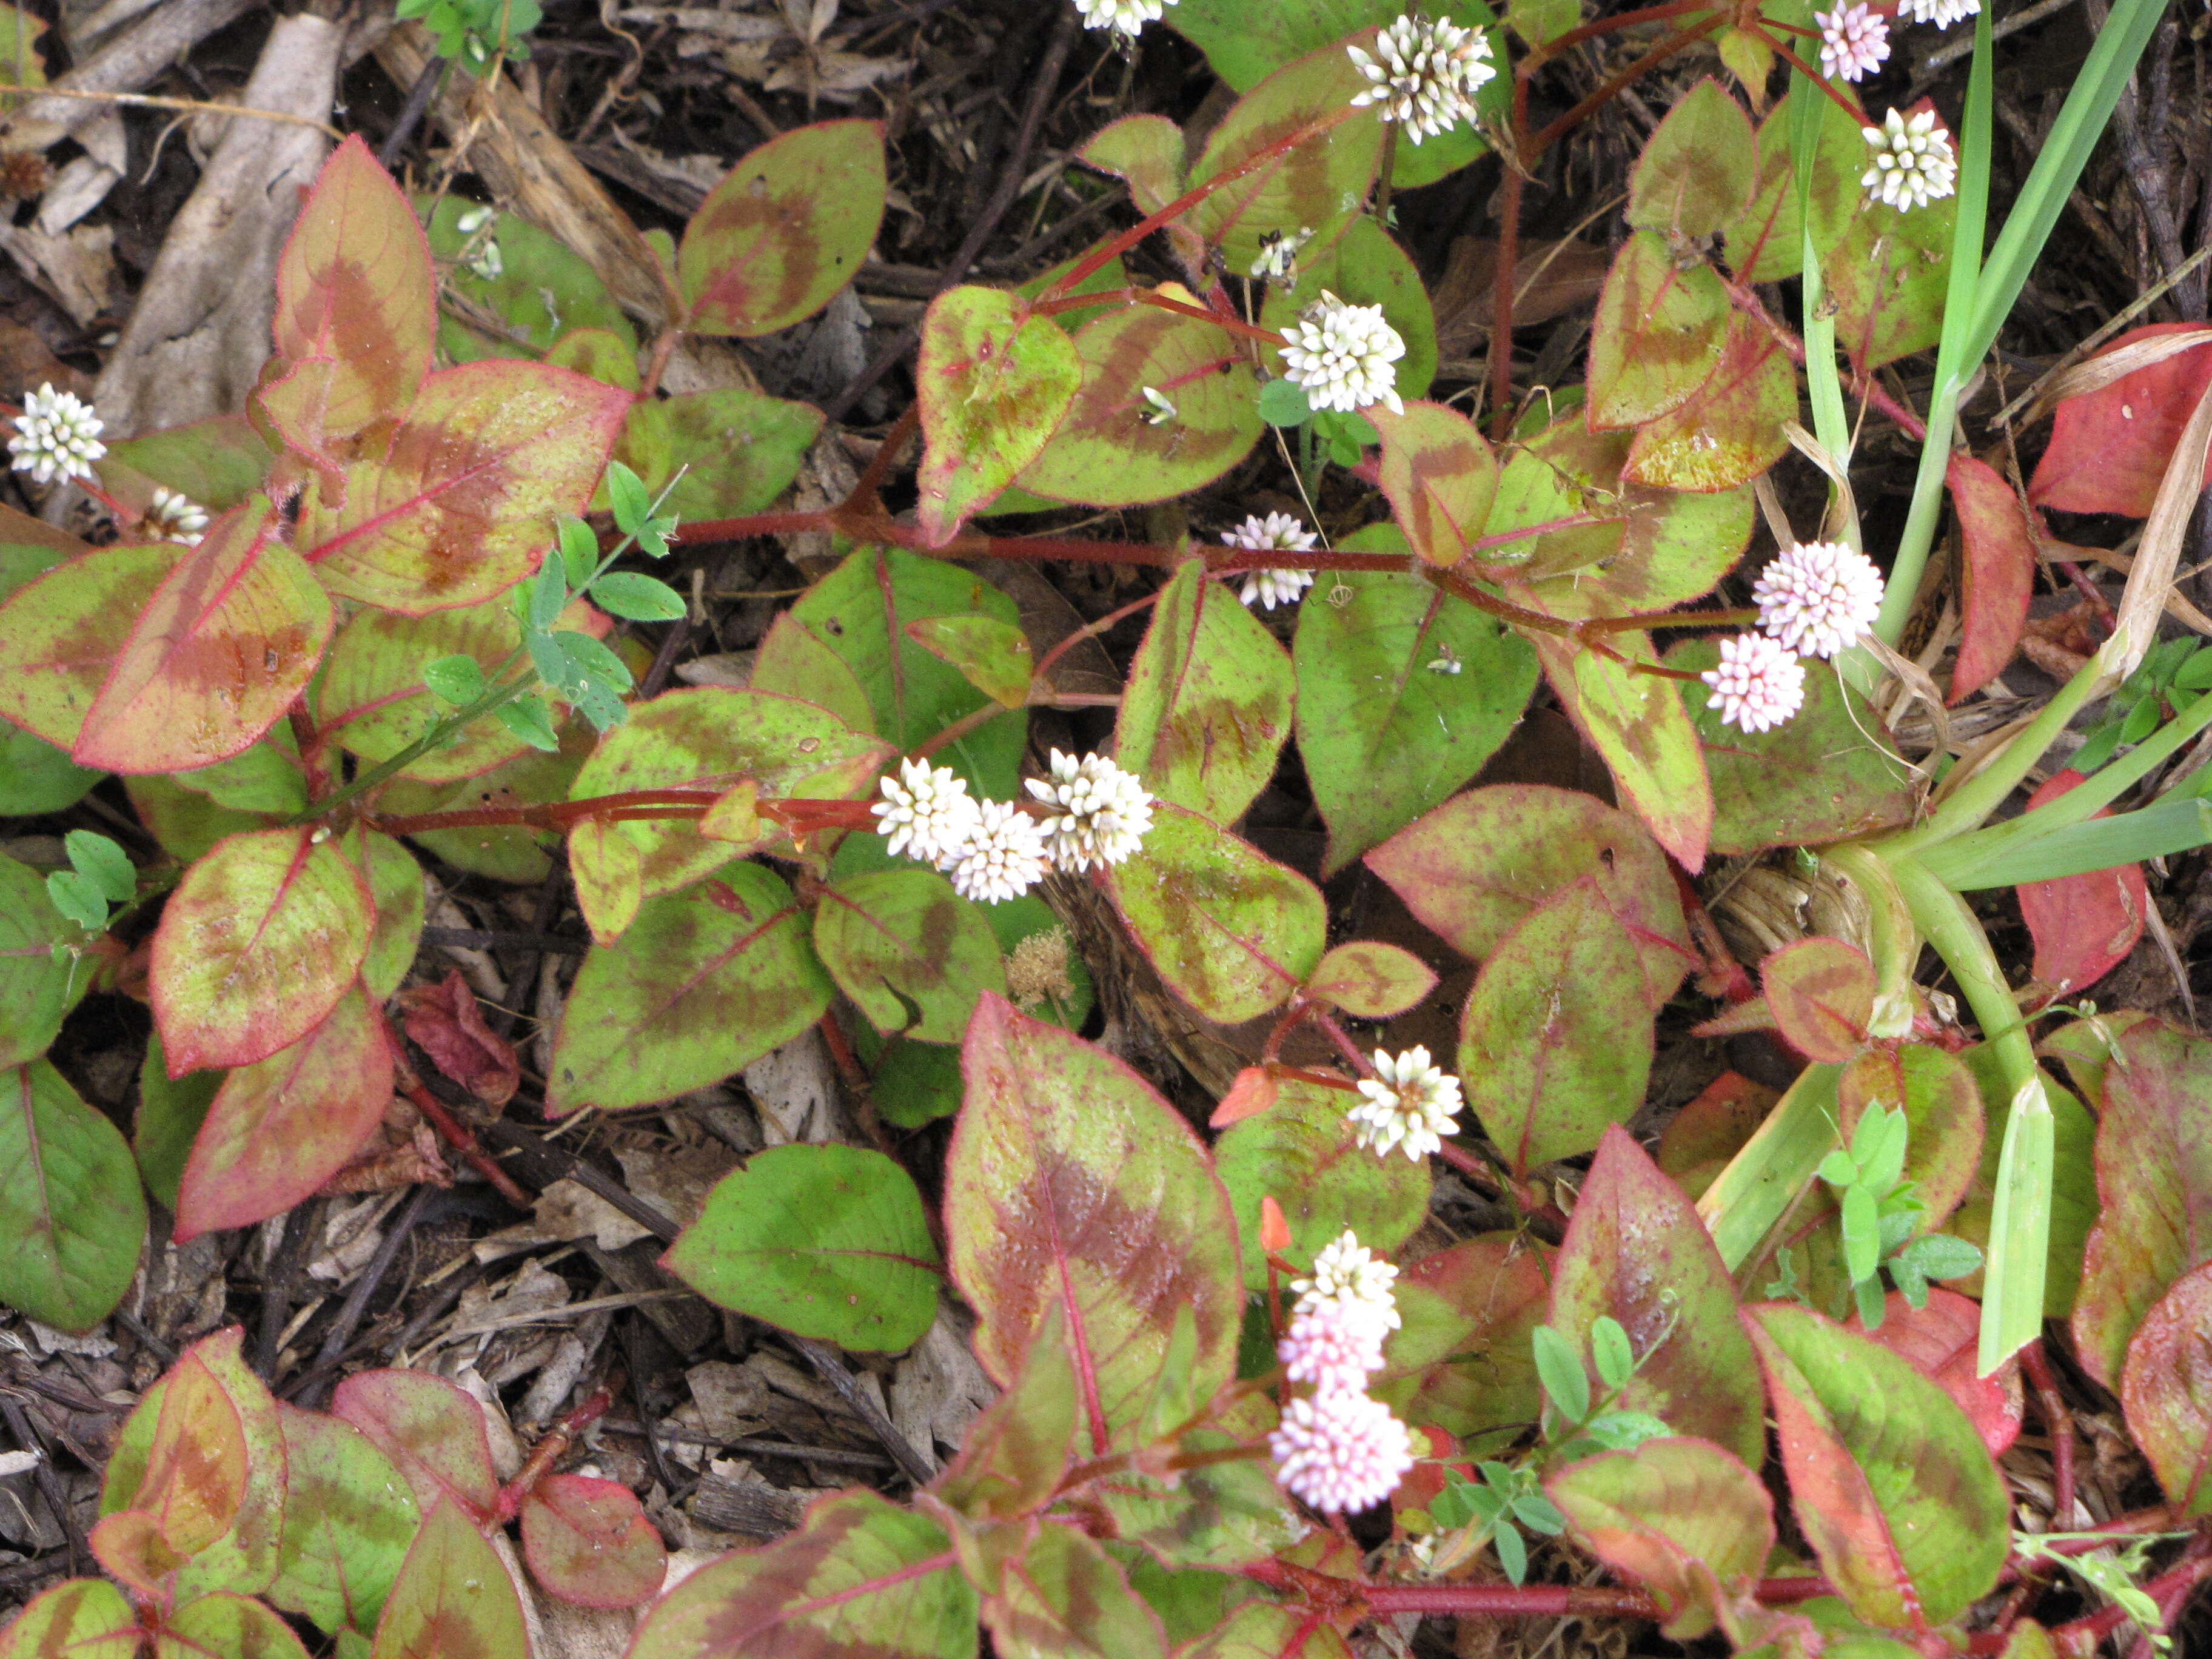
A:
[1346,13,1496,144]
[1269,1231,1416,1513]
[1071,0,1172,39]
[1221,512,1319,611]
[1805,0,1967,212]
[1350,1045,1463,1161]
[9,384,104,486]
[1700,540,1888,735]
[1279,291,1406,415]
[873,751,1154,905]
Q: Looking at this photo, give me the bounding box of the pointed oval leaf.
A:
[814,868,1008,1044]
[1104,804,1325,1025]
[1827,158,1956,374]
[150,826,373,1074]
[0,1061,146,1332]
[1549,1128,1764,1464]
[174,985,394,1242]
[0,541,173,748]
[369,1499,529,1659]
[518,1473,665,1608]
[1376,1235,1549,1450]
[1948,452,2036,702]
[665,1142,941,1352]
[1847,1289,2022,1460]
[1623,313,1792,491]
[0,1578,139,1659]
[1626,79,1757,237]
[115,1349,249,1563]
[1304,941,1438,1019]
[1369,401,1498,566]
[354,829,426,1003]
[0,850,86,1071]
[2014,769,2147,998]
[1586,232,1729,429]
[2028,324,2212,517]
[1761,939,1875,1064]
[915,286,1082,544]
[905,615,1033,709]
[546,863,832,1116]
[156,1591,315,1659]
[1459,881,1654,1175]
[679,120,886,337]
[268,1403,421,1637]
[2119,1259,2212,1517]
[949,995,1243,1452]
[936,1299,1081,1523]
[1743,1302,2008,1629]
[1531,631,1713,868]
[330,1371,501,1526]
[983,1521,1168,1659]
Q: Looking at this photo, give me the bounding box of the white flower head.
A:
[144,487,209,546]
[1861,108,1959,211]
[1072,0,1171,37]
[1701,633,1808,734]
[1347,13,1496,145]
[1024,749,1154,871]
[1815,1,1889,81]
[1250,227,1315,283]
[1278,1296,1389,1393]
[1290,1230,1402,1329]
[1279,291,1406,415]
[1140,386,1177,426]
[944,799,1051,904]
[1900,0,1976,25]
[1221,512,1319,610]
[1349,1045,1463,1162]
[9,384,105,487]
[873,758,982,867]
[1752,540,1885,659]
[1269,1388,1417,1513]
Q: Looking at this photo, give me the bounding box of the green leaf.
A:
[104,417,273,514]
[814,868,1007,1044]
[605,460,652,534]
[1626,78,1757,238]
[666,1143,941,1352]
[1302,940,1437,1019]
[0,541,171,752]
[1492,1518,1528,1584]
[1258,377,1312,426]
[135,1031,218,1212]
[267,1405,420,1637]
[369,1499,528,1659]
[589,571,686,623]
[0,1578,139,1659]
[64,830,134,903]
[1842,1183,1882,1284]
[679,120,886,337]
[0,725,102,816]
[905,615,1033,710]
[1590,1316,1635,1391]
[494,694,561,751]
[937,1299,1081,1522]
[621,388,823,525]
[547,865,833,1116]
[170,732,309,817]
[420,653,486,706]
[1587,232,1729,429]
[1531,1324,1590,1423]
[330,1370,500,1524]
[47,870,107,932]
[915,285,1083,542]
[160,1590,314,1658]
[424,196,634,363]
[529,553,569,631]
[0,1061,145,1331]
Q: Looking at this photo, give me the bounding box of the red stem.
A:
[495,1388,613,1521]
[1034,286,1284,346]
[397,1073,534,1210]
[2020,1340,2077,1529]
[1364,1574,1831,1620]
[1529,0,1712,58]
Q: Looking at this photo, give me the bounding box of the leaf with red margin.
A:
[93,1350,247,1574]
[267,1403,421,1637]
[1364,783,1692,1010]
[948,994,1243,1453]
[1304,941,1436,1018]
[680,121,886,338]
[1375,1235,1549,1452]
[1586,232,1729,430]
[271,134,434,439]
[1367,401,1498,566]
[1549,1128,1765,1463]
[1180,1601,1351,1659]
[150,826,374,1074]
[2028,323,2212,517]
[0,541,171,749]
[2119,1259,2212,1517]
[1837,1044,1985,1231]
[331,1371,501,1526]
[368,1500,528,1659]
[1658,1073,1777,1198]
[814,869,1007,1044]
[1741,1302,2008,1629]
[1761,938,1875,1064]
[397,969,518,1106]
[914,286,1082,545]
[0,1577,139,1659]
[1948,453,2036,702]
[1460,880,1654,1176]
[982,1520,1168,1659]
[520,1473,666,1607]
[174,984,394,1241]
[626,1489,974,1659]
[1624,313,1792,491]
[155,1591,315,1659]
[2071,1019,2212,1388]
[72,498,332,774]
[934,1299,1081,1523]
[304,361,629,615]
[1546,1437,1774,1640]
[1627,79,1757,238]
[1531,631,1713,870]
[1846,1289,2022,1459]
[2016,769,2147,999]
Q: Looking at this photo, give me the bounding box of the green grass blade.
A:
[1922,794,2212,888]
[1695,1061,1842,1273]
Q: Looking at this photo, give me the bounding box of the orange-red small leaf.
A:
[331,1370,501,1526]
[1259,1194,1292,1253]
[519,1473,666,1607]
[397,968,518,1106]
[2015,769,2147,999]
[2028,323,2212,518]
[1209,1066,1279,1128]
[1759,937,1874,1064]
[1948,454,2036,703]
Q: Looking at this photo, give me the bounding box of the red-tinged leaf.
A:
[679,120,886,337]
[0,1061,145,1334]
[174,985,394,1241]
[1627,79,1757,238]
[369,1499,529,1659]
[1180,1601,1351,1659]
[1460,880,1654,1175]
[90,1507,195,1598]
[330,1372,501,1526]
[1760,938,1875,1064]
[1825,145,1956,374]
[1531,631,1713,869]
[914,286,1082,544]
[546,863,833,1116]
[1368,400,1498,565]
[815,869,1007,1044]
[149,826,374,1074]
[935,1298,1081,1523]
[1116,560,1294,828]
[626,1489,974,1659]
[1550,1128,1765,1463]
[1259,1196,1292,1253]
[1546,1437,1774,1640]
[1104,805,1326,1025]
[2071,1019,2212,1387]
[154,1590,314,1659]
[2027,323,2212,517]
[905,615,1033,709]
[1364,783,1692,1010]
[0,542,172,749]
[1304,940,1437,1019]
[1376,1235,1549,1451]
[2119,1259,2212,1516]
[70,497,331,773]
[1015,304,1262,508]
[113,1350,249,1561]
[397,970,518,1107]
[948,995,1243,1453]
[0,1577,139,1659]
[1586,231,1729,429]
[1657,1072,1778,1199]
[256,356,352,493]
[1208,1067,1278,1128]
[352,828,426,1004]
[519,1474,665,1608]
[981,1520,1168,1659]
[1846,1289,2022,1459]
[271,134,434,437]
[1742,1302,2008,1629]
[304,362,629,615]
[1623,313,1792,491]
[568,814,643,946]
[2016,769,2147,999]
[267,1403,421,1637]
[1948,453,2036,702]
[1837,1044,1985,1230]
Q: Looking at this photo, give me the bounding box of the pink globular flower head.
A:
[1277,1295,1389,1393]
[1701,634,1808,734]
[1815,2,1889,81]
[1752,540,1885,660]
[1269,1388,1418,1514]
